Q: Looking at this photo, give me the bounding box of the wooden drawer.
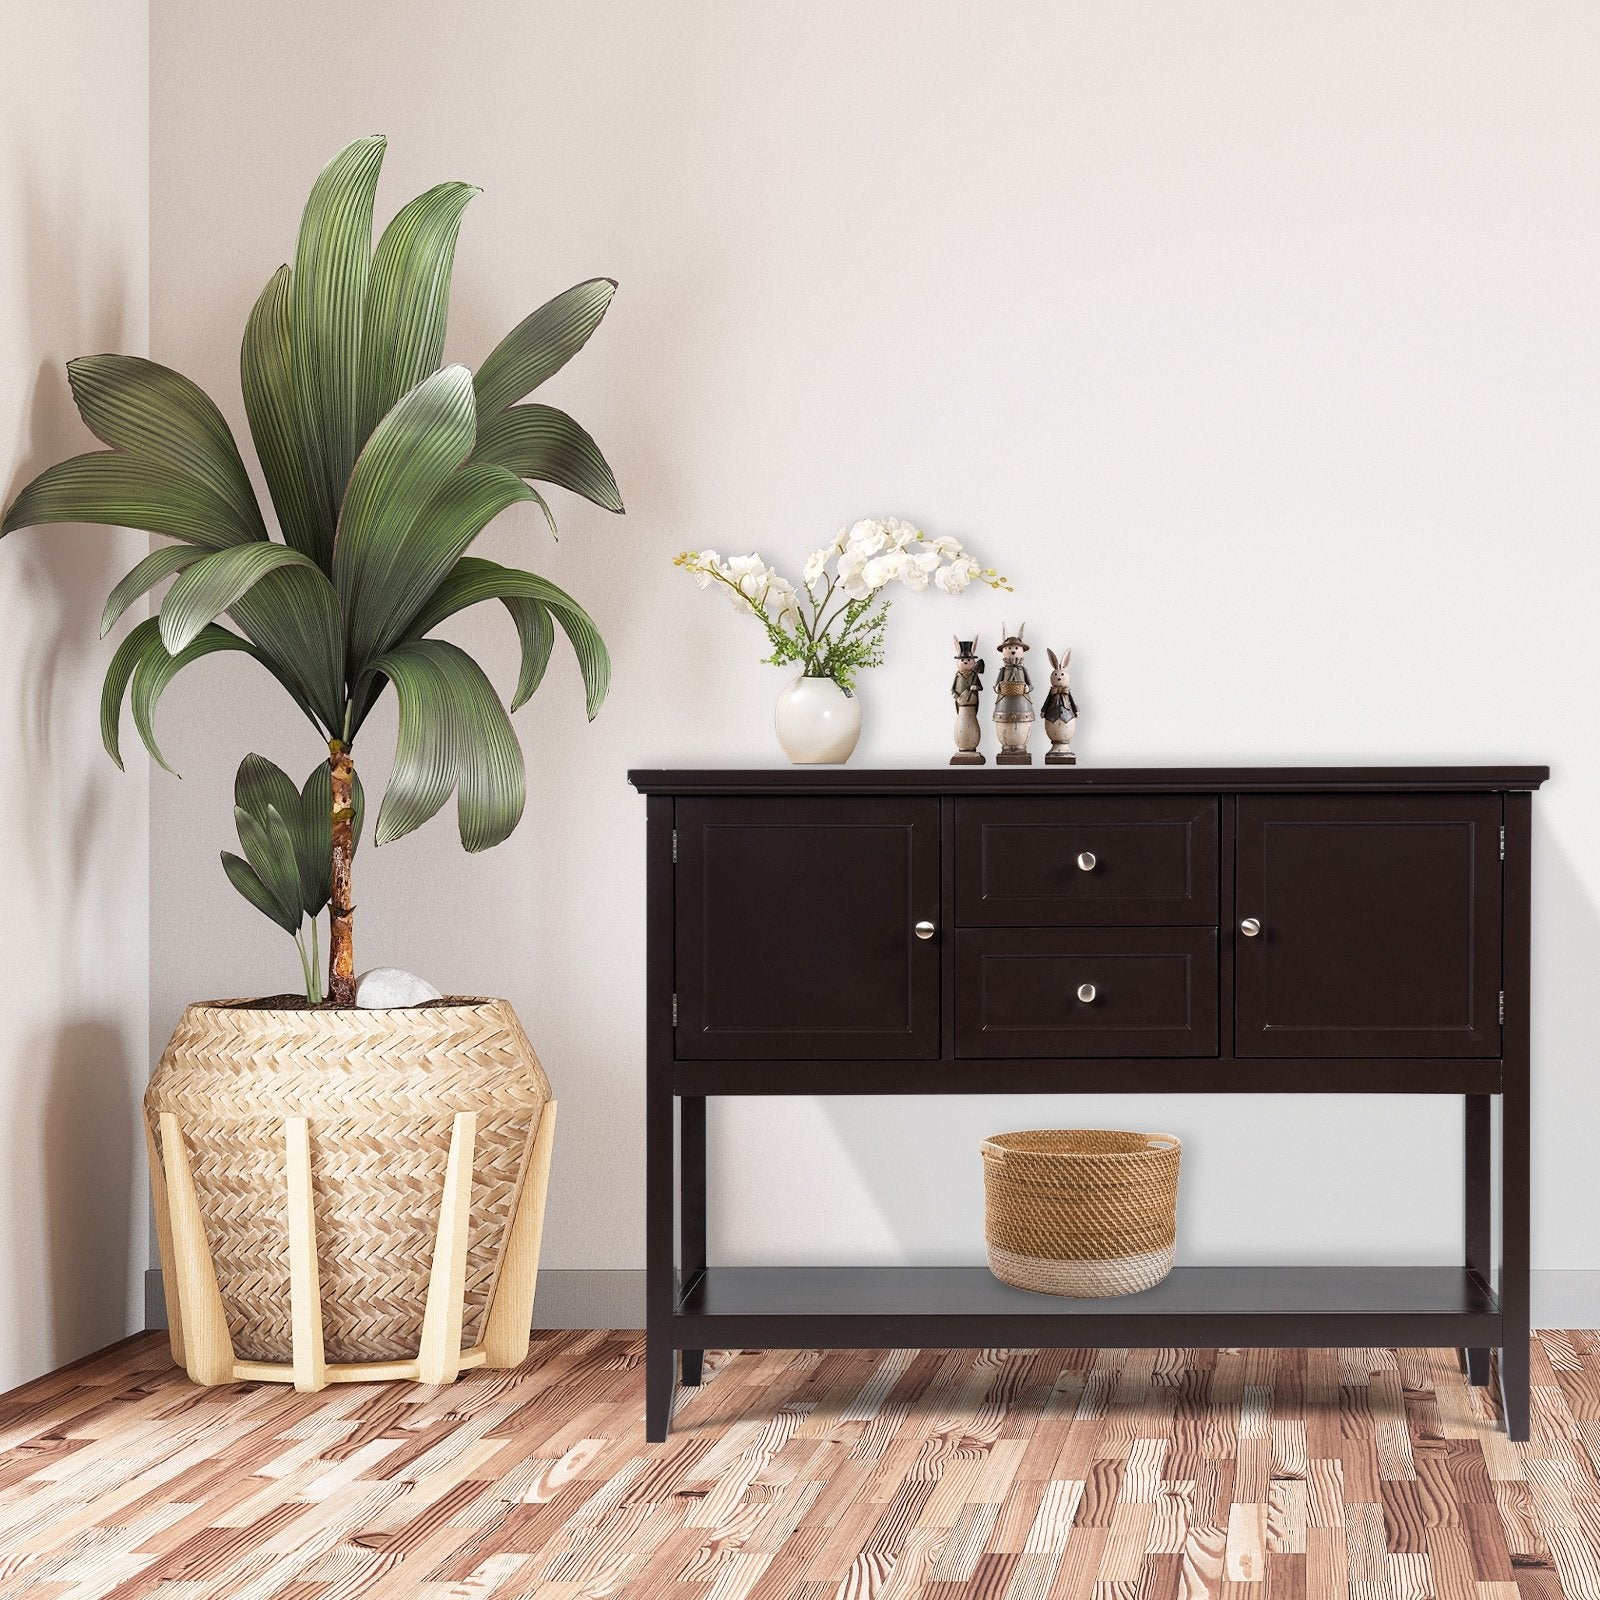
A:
[954,927,1218,1057]
[954,797,1218,925]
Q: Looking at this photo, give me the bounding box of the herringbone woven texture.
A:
[983,1128,1182,1296]
[145,998,550,1364]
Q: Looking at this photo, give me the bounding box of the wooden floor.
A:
[0,1333,1597,1599]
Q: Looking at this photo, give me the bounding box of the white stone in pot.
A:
[354,967,444,1008]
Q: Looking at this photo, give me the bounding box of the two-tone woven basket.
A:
[981,1128,1182,1297]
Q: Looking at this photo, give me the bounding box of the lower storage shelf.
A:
[672,1265,1502,1349]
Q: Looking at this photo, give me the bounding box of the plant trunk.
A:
[327,739,356,1006]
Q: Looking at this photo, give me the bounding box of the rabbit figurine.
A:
[1042,647,1078,765]
[950,636,986,765]
[991,623,1035,765]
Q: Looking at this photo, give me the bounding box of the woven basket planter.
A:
[144,997,555,1390]
[981,1129,1181,1297]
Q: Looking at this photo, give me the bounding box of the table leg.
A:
[1499,1070,1530,1441]
[680,1096,706,1386]
[1497,791,1532,1442]
[646,1084,677,1442]
[1461,1094,1491,1386]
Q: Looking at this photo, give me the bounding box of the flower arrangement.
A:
[675,517,1010,691]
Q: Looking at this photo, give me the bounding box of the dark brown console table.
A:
[628,766,1546,1442]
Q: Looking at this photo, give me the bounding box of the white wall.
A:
[147,2,1600,1307]
[0,1,150,1387]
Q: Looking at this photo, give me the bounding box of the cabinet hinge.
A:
[1499,824,1506,861]
[1499,990,1505,1025]
[672,828,678,864]
[672,993,679,1027]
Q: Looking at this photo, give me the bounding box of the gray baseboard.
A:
[144,1267,645,1333]
[144,1268,1600,1337]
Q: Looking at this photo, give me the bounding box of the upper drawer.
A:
[954,797,1218,926]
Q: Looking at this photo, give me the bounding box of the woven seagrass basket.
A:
[145,997,552,1374]
[981,1129,1181,1297]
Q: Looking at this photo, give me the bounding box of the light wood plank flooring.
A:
[0,1332,1595,1599]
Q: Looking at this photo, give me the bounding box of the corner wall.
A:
[0,0,151,1389]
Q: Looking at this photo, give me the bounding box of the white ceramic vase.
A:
[774,674,862,765]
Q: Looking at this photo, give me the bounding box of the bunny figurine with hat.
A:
[991,623,1036,765]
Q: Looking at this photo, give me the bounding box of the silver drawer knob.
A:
[1077,982,1097,1003]
[1077,851,1097,871]
[914,920,936,940]
[1240,917,1262,937]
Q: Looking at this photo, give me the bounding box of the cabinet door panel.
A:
[955,797,1217,925]
[675,797,940,1059]
[955,927,1218,1057]
[1235,796,1501,1057]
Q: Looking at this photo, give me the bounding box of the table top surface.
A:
[628,764,1550,795]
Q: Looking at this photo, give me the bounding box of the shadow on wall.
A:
[43,1022,138,1350]
[0,148,149,1376]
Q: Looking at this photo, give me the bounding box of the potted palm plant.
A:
[1,136,622,1389]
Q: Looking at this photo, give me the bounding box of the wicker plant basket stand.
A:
[145,997,556,1392]
[981,1129,1181,1297]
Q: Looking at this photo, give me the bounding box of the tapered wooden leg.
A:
[158,1113,234,1387]
[482,1101,558,1368]
[284,1116,326,1393]
[680,1096,705,1387]
[418,1113,476,1386]
[647,1332,677,1443]
[144,1116,185,1368]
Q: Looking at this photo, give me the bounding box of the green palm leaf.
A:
[408,556,610,717]
[228,563,346,734]
[332,364,476,660]
[233,802,304,930]
[100,618,162,768]
[242,265,326,564]
[473,278,616,418]
[347,461,537,670]
[222,851,299,932]
[292,135,386,532]
[100,545,208,637]
[67,355,266,538]
[357,181,478,443]
[3,453,258,547]
[367,639,524,851]
[471,403,622,513]
[159,543,328,654]
[234,752,304,832]
[130,623,264,774]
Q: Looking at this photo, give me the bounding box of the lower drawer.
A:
[954,927,1219,1058]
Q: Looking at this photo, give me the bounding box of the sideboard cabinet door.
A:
[674,797,941,1059]
[1234,796,1502,1057]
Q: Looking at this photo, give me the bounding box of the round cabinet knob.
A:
[1240,917,1262,937]
[1077,851,1097,872]
[914,921,936,941]
[1077,982,1097,1003]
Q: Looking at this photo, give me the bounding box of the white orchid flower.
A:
[802,546,831,588]
[862,551,908,590]
[934,557,978,594]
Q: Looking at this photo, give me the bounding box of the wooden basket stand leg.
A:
[151,1099,557,1389]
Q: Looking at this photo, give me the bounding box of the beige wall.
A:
[147,3,1600,1306]
[0,1,150,1387]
